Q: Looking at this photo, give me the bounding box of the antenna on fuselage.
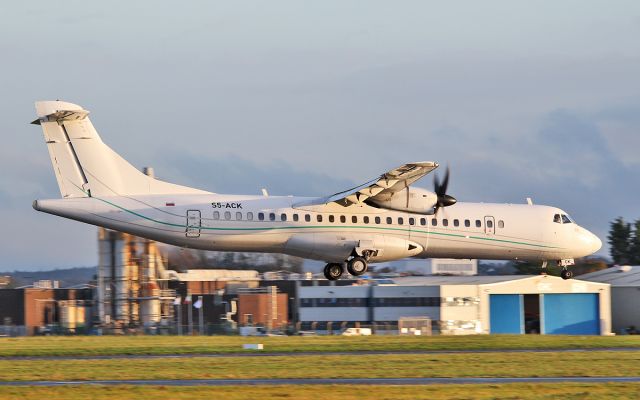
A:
[261,188,269,197]
[526,197,533,205]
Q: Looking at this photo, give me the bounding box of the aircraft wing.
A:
[303,161,439,207]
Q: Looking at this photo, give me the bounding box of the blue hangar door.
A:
[490,294,523,334]
[542,294,600,335]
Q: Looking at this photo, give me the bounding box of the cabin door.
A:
[186,210,201,238]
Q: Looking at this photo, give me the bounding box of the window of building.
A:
[363,216,370,224]
[498,220,504,228]
[432,218,437,226]
[258,212,264,221]
[340,215,346,223]
[224,211,231,220]
[269,213,276,221]
[443,219,448,227]
[375,216,381,224]
[305,214,311,222]
[281,213,287,222]
[476,219,482,228]
[293,213,299,222]
[453,219,459,227]
[352,216,358,223]
[409,217,415,225]
[247,212,254,221]
[464,219,470,227]
[213,211,220,220]
[329,215,335,223]
[317,215,323,222]
[236,212,242,220]
[386,217,393,224]
[398,217,404,225]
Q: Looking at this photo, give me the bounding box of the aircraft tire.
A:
[324,263,344,280]
[347,257,368,276]
[560,269,573,280]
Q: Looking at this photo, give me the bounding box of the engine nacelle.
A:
[368,187,438,214]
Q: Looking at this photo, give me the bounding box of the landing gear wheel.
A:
[560,269,573,280]
[347,256,368,276]
[324,263,344,281]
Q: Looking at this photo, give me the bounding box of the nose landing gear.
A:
[557,259,575,280]
[560,269,574,280]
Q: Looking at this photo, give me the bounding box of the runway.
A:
[3,347,639,361]
[0,377,639,386]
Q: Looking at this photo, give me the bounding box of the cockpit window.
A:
[561,214,572,224]
[553,214,561,223]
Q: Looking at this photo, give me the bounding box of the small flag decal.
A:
[166,202,175,206]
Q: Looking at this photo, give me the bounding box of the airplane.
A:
[31,101,602,281]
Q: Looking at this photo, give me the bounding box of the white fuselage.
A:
[34,193,602,264]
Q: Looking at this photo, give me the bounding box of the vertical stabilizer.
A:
[33,101,211,198]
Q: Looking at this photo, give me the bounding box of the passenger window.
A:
[553,214,561,224]
[247,212,254,221]
[453,219,459,227]
[386,217,393,224]
[398,217,404,225]
[236,212,242,220]
[281,213,287,222]
[420,218,426,226]
[409,217,415,225]
[224,211,231,220]
[269,213,276,221]
[465,219,470,227]
[258,212,264,221]
[363,216,370,224]
[487,220,493,228]
[213,211,220,220]
[329,215,335,223]
[340,215,346,223]
[317,215,323,222]
[305,214,311,222]
[498,220,505,228]
[432,218,437,226]
[443,219,448,227]
[293,213,299,222]
[375,216,381,224]
[476,219,481,228]
[352,216,358,223]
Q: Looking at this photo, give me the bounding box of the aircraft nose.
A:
[578,228,602,256]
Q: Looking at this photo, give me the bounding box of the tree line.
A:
[608,217,640,265]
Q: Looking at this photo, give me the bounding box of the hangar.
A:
[297,275,611,335]
[579,265,640,334]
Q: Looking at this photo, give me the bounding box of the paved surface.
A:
[2,347,640,361]
[0,377,639,386]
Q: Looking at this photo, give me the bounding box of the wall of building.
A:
[610,287,640,334]
[371,285,440,322]
[439,285,481,334]
[298,286,370,322]
[237,292,288,329]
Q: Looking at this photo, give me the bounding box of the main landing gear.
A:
[324,254,371,281]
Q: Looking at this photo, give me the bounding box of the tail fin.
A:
[33,101,210,198]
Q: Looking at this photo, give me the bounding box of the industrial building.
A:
[0,287,92,335]
[580,265,640,334]
[297,275,611,335]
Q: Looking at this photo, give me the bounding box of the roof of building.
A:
[392,275,533,286]
[578,266,640,286]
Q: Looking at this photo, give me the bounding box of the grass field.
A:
[1,334,639,357]
[1,335,639,399]
[1,383,640,400]
[1,351,639,381]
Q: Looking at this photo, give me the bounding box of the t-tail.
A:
[32,100,209,198]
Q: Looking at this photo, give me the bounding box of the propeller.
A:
[433,166,457,213]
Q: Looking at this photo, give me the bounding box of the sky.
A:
[1,1,640,270]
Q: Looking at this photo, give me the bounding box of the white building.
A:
[579,266,640,334]
[427,258,477,276]
[297,275,611,335]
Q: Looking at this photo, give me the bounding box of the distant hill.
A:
[6,267,96,288]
